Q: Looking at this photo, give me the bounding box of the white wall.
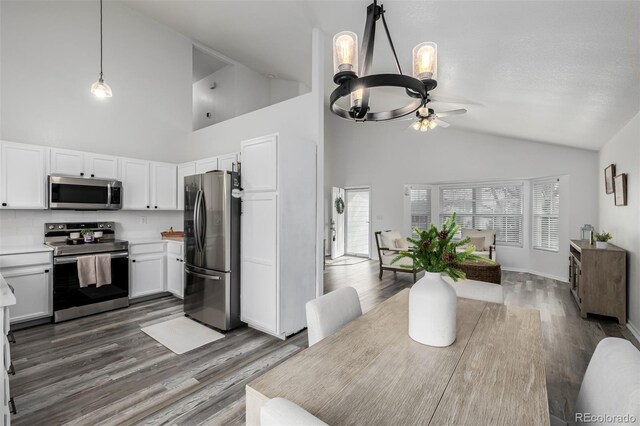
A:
[325,114,599,281]
[598,112,640,332]
[192,65,236,130]
[0,209,182,247]
[0,0,192,163]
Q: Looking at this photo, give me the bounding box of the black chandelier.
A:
[330,0,437,122]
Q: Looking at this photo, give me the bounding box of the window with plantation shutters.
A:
[439,183,524,246]
[408,186,431,231]
[533,179,560,252]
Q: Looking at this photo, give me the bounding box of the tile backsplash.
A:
[0,210,183,246]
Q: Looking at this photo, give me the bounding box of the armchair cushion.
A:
[461,229,495,251]
[381,253,413,268]
[394,238,409,250]
[380,231,402,249]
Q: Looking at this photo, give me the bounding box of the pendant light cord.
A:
[99,0,103,79]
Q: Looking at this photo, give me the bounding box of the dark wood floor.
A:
[10,260,638,425]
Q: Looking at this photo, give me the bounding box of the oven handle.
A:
[54,251,129,265]
[185,269,221,281]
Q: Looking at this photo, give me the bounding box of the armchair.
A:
[374,230,422,282]
[458,228,497,261]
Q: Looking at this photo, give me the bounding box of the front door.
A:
[330,187,345,259]
[345,187,371,258]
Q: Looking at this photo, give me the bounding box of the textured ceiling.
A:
[122,0,640,150]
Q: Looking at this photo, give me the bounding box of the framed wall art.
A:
[604,164,616,194]
[614,173,627,206]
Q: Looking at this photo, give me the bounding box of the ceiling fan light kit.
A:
[330,0,437,122]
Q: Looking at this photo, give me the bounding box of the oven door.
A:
[53,251,129,316]
[49,175,122,210]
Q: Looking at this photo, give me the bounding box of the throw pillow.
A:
[395,238,409,250]
[467,236,486,251]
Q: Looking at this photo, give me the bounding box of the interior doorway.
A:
[345,187,371,258]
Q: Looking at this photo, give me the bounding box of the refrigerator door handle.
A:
[198,190,207,251]
[193,190,203,253]
[185,268,221,280]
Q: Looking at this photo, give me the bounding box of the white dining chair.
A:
[305,286,362,347]
[550,337,640,426]
[261,397,328,426]
[443,276,504,304]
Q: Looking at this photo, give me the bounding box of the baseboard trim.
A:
[501,267,568,283]
[627,321,640,342]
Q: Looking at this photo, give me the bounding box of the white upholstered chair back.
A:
[305,287,362,347]
[573,337,640,425]
[261,397,328,426]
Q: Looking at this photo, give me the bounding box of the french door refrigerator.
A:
[184,170,242,331]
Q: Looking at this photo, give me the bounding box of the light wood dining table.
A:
[246,289,549,425]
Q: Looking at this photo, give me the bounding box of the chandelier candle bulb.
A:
[350,88,364,109]
[333,31,358,76]
[413,42,438,81]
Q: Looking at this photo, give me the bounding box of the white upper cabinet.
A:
[195,156,218,174]
[50,148,84,176]
[85,153,119,179]
[50,148,118,179]
[177,162,196,211]
[0,141,48,209]
[150,162,177,210]
[120,158,150,210]
[219,153,239,172]
[241,134,277,192]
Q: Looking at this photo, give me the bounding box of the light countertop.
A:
[127,238,183,245]
[0,272,17,307]
[0,244,53,256]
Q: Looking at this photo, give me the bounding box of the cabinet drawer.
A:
[0,252,51,269]
[129,243,165,255]
[166,242,183,256]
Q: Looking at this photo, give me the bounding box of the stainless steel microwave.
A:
[48,175,122,210]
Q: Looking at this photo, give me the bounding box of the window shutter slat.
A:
[533,180,560,251]
[409,186,431,231]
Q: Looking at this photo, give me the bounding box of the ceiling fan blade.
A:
[435,109,467,118]
[434,118,450,128]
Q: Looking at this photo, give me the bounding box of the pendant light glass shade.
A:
[350,87,363,109]
[333,31,358,75]
[91,76,112,98]
[412,42,437,81]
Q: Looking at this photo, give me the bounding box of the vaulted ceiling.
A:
[123,0,640,151]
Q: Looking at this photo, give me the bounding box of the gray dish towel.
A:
[95,254,112,287]
[77,256,97,288]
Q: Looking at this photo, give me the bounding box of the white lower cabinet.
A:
[0,252,52,324]
[166,242,184,298]
[1,268,51,323]
[130,253,165,298]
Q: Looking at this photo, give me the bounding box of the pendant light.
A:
[330,0,438,122]
[91,0,112,98]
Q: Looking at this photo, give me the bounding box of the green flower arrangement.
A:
[392,212,493,281]
[594,231,613,242]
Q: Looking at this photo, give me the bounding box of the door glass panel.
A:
[346,189,370,257]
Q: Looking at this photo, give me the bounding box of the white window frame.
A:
[404,184,433,236]
[532,178,560,252]
[439,181,524,247]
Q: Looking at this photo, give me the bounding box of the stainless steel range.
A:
[45,222,129,322]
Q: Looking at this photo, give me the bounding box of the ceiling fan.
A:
[406,106,467,132]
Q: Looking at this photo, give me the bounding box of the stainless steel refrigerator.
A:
[183,170,242,331]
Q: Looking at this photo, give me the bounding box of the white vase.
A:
[596,241,608,249]
[408,271,457,347]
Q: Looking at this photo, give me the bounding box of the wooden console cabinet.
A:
[569,240,626,324]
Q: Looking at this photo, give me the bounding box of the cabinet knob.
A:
[132,259,136,263]
[146,206,150,209]
[155,206,158,209]
[80,172,84,176]
[1,203,6,207]
[44,269,49,273]
[91,174,95,177]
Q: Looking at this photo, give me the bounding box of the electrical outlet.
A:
[139,216,147,224]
